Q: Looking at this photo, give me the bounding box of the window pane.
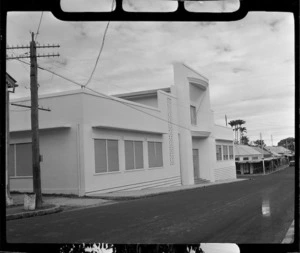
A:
[148,142,155,168]
[8,144,15,177]
[134,141,144,169]
[16,143,32,176]
[156,142,163,167]
[190,106,197,125]
[125,141,134,170]
[95,139,107,173]
[223,145,228,160]
[107,140,119,172]
[229,146,234,159]
[216,145,222,161]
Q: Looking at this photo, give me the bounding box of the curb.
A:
[282,220,294,244]
[6,204,63,221]
[87,178,248,201]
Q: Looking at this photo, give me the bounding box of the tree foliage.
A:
[278,137,295,151]
[253,139,265,147]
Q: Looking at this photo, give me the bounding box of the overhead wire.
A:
[35,12,44,41]
[17,59,192,132]
[15,60,293,136]
[83,0,115,88]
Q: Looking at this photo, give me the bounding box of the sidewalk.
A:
[7,177,246,219]
[6,195,115,220]
[86,178,247,200]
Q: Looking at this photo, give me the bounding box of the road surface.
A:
[6,166,295,244]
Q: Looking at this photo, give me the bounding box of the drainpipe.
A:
[76,124,81,196]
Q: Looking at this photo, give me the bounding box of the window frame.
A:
[216,144,222,161]
[190,105,197,125]
[9,142,33,178]
[125,140,144,170]
[229,146,234,160]
[94,139,119,174]
[148,141,163,168]
[223,145,229,160]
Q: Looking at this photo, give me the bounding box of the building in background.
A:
[235,144,290,175]
[8,63,236,196]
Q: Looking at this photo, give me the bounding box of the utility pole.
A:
[260,132,262,149]
[271,135,273,147]
[7,33,59,208]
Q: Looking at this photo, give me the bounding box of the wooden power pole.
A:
[7,33,59,208]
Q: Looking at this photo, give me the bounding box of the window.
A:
[190,105,197,125]
[243,157,249,161]
[235,157,239,161]
[95,139,119,173]
[223,145,228,160]
[125,140,144,170]
[252,157,258,160]
[229,146,234,160]
[8,143,33,177]
[148,141,163,168]
[216,145,222,161]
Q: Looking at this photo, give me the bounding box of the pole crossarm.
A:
[7,44,60,49]
[36,44,60,48]
[7,53,59,60]
[11,103,51,112]
[7,45,30,49]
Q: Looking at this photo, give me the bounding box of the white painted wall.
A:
[123,95,158,108]
[9,91,84,195]
[81,89,181,194]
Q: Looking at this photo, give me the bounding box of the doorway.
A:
[193,149,199,179]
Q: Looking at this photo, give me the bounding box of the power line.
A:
[84,0,115,88]
[35,12,44,41]
[17,59,192,132]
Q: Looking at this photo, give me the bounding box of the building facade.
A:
[8,63,236,196]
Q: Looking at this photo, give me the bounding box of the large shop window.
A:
[9,143,33,177]
[148,141,163,168]
[95,139,119,173]
[125,140,144,170]
[216,145,222,161]
[223,145,229,160]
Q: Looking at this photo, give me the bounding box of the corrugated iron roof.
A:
[234,145,262,156]
[251,146,272,155]
[266,146,292,154]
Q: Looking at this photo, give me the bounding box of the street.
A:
[6,167,295,244]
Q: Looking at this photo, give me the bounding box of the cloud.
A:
[6,10,295,144]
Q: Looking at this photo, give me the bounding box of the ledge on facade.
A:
[215,138,233,142]
[10,125,71,133]
[187,77,208,90]
[92,125,167,134]
[191,130,211,138]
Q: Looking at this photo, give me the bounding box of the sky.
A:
[6,0,295,146]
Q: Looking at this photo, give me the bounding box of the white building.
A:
[8,63,236,196]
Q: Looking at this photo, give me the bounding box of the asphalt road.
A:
[6,166,295,244]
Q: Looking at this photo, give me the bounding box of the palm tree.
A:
[239,126,247,143]
[228,120,238,143]
[235,119,246,143]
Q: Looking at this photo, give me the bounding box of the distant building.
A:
[265,146,294,161]
[8,63,236,196]
[235,144,289,175]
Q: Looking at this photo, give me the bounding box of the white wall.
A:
[123,95,158,108]
[9,91,84,195]
[214,140,236,181]
[81,89,181,194]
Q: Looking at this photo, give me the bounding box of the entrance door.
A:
[193,149,199,179]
